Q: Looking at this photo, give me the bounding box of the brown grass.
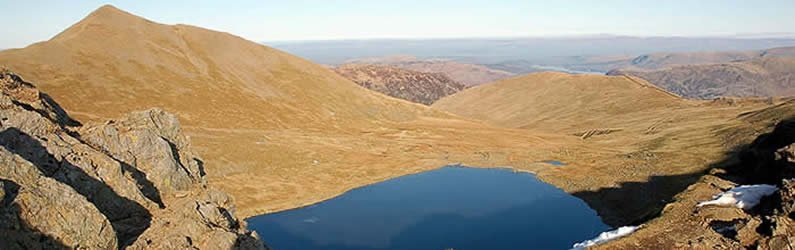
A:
[1,6,793,235]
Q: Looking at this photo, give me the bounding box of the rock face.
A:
[607,57,795,99]
[334,64,468,105]
[0,69,265,249]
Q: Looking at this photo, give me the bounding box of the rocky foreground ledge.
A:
[600,116,795,249]
[702,118,795,248]
[0,69,266,249]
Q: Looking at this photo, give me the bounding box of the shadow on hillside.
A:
[574,117,795,228]
[0,179,70,249]
[572,171,706,227]
[725,117,795,184]
[0,128,151,247]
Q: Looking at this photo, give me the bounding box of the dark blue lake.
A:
[246,166,609,250]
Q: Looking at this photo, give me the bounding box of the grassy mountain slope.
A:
[609,57,795,99]
[0,5,568,217]
[3,6,794,246]
[434,71,795,226]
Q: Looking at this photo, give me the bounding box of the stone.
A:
[0,69,265,249]
[735,217,762,247]
[0,154,117,249]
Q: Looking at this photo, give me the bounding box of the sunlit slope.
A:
[433,72,688,134]
[0,5,571,217]
[0,5,430,130]
[433,70,795,227]
[2,5,790,232]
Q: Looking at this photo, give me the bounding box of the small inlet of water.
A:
[541,160,567,166]
[247,166,608,250]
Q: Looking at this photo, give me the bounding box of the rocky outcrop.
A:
[682,118,795,249]
[595,117,795,249]
[0,69,266,249]
[334,64,468,105]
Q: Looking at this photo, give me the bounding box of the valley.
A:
[1,3,794,250]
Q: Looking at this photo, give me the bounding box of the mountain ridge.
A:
[333,64,468,105]
[433,71,688,132]
[609,56,795,99]
[345,55,516,86]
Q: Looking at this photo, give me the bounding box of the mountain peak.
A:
[83,4,138,22]
[95,4,122,12]
[50,5,147,42]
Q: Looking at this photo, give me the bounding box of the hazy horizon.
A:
[4,0,795,49]
[266,36,795,66]
[261,31,795,43]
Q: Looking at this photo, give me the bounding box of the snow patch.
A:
[571,226,638,249]
[697,184,778,210]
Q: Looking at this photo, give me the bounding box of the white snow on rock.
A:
[571,226,638,249]
[697,184,779,210]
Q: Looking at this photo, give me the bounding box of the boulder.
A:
[0,69,265,249]
[80,108,206,205]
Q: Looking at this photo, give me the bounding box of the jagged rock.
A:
[0,69,80,128]
[735,217,762,247]
[0,173,117,249]
[130,189,264,250]
[0,69,265,249]
[80,108,206,201]
[755,178,795,249]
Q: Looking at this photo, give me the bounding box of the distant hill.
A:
[608,46,795,71]
[432,71,795,229]
[486,46,795,74]
[608,56,795,99]
[432,72,687,133]
[345,55,516,86]
[266,37,795,67]
[333,64,467,105]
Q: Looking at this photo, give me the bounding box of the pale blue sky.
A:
[3,0,795,48]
